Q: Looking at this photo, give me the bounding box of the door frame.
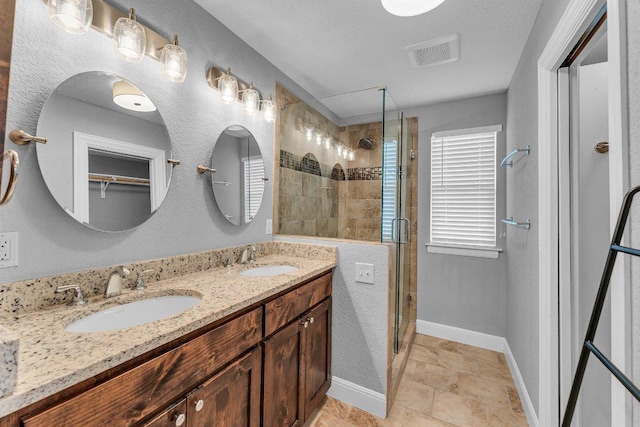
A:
[538,0,629,426]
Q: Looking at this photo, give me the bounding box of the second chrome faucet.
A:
[105,266,130,298]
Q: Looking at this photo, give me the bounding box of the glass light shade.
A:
[48,0,93,35]
[112,80,156,112]
[380,0,446,16]
[160,41,188,83]
[305,126,314,142]
[219,73,238,105]
[113,11,146,63]
[242,86,260,114]
[260,97,277,123]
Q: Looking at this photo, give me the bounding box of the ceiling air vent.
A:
[405,33,460,69]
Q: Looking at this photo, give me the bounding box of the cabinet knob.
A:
[308,317,315,324]
[174,413,186,427]
[195,399,205,412]
[301,320,309,328]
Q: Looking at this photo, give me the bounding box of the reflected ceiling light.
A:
[48,0,93,35]
[305,126,315,142]
[160,35,188,83]
[219,67,238,104]
[324,136,332,150]
[380,0,446,16]
[348,149,355,161]
[336,144,344,157]
[241,82,260,114]
[113,8,146,63]
[315,131,323,145]
[112,80,156,112]
[260,95,277,123]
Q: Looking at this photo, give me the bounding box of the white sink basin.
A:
[65,295,201,333]
[240,265,299,277]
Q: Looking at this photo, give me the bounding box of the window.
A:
[430,125,502,252]
[381,140,398,242]
[243,156,265,223]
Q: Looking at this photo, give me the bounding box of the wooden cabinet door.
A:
[143,400,187,427]
[263,320,304,427]
[301,298,332,420]
[186,348,261,427]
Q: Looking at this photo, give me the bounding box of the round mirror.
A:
[36,72,173,232]
[211,125,266,225]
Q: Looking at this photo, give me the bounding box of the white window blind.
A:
[381,140,398,242]
[243,157,265,223]
[430,127,498,248]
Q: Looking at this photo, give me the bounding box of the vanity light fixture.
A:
[241,83,260,114]
[48,0,93,35]
[113,8,146,63]
[160,35,188,83]
[218,68,239,105]
[112,79,157,112]
[260,95,277,123]
[381,0,446,16]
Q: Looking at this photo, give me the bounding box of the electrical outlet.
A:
[355,262,374,284]
[265,219,272,235]
[0,232,18,268]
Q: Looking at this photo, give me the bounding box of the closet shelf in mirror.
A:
[212,180,232,186]
[500,145,530,168]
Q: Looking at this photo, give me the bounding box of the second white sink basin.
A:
[240,265,299,277]
[65,295,201,333]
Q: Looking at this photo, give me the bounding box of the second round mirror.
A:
[210,125,266,225]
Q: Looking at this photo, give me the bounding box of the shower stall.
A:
[274,84,417,357]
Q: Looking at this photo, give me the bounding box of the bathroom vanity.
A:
[0,244,335,427]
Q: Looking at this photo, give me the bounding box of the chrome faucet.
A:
[135,269,154,291]
[239,246,256,264]
[56,284,87,306]
[105,266,130,298]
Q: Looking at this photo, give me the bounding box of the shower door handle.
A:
[399,218,411,244]
[391,218,399,243]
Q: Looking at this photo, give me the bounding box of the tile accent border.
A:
[280,149,382,181]
[327,376,387,419]
[416,320,539,427]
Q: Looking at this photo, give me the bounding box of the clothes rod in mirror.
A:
[501,217,531,230]
[501,145,530,168]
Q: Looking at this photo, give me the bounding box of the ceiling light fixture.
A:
[260,95,277,123]
[113,8,146,63]
[112,80,156,112]
[48,0,93,35]
[241,82,260,114]
[380,0,446,16]
[160,35,188,83]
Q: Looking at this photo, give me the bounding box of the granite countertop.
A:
[0,254,335,418]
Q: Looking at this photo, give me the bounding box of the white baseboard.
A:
[327,376,387,419]
[416,320,504,352]
[415,320,538,427]
[504,341,539,427]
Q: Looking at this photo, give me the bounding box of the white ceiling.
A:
[194,0,544,119]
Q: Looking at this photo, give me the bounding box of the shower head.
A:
[359,137,373,150]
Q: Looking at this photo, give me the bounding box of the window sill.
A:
[426,244,503,259]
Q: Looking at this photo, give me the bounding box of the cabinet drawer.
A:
[265,272,332,336]
[22,308,263,427]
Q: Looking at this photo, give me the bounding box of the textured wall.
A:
[275,236,390,395]
[504,0,571,415]
[1,0,327,283]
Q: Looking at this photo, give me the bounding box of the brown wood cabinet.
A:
[2,271,333,427]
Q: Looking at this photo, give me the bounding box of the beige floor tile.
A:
[413,361,459,393]
[404,358,418,379]
[438,349,479,375]
[306,409,323,427]
[346,407,386,426]
[396,378,435,415]
[455,343,503,364]
[383,404,407,427]
[457,373,511,409]
[417,335,458,352]
[313,412,355,427]
[485,406,529,426]
[506,385,525,415]
[432,390,487,427]
[477,358,515,386]
[402,408,458,427]
[409,344,439,364]
[319,396,352,419]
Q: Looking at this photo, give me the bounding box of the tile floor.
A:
[307,334,528,427]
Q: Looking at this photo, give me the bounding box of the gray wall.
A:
[504,0,571,415]
[1,0,333,283]
[276,236,390,396]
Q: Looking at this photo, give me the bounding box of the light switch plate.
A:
[355,262,374,284]
[0,232,18,268]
